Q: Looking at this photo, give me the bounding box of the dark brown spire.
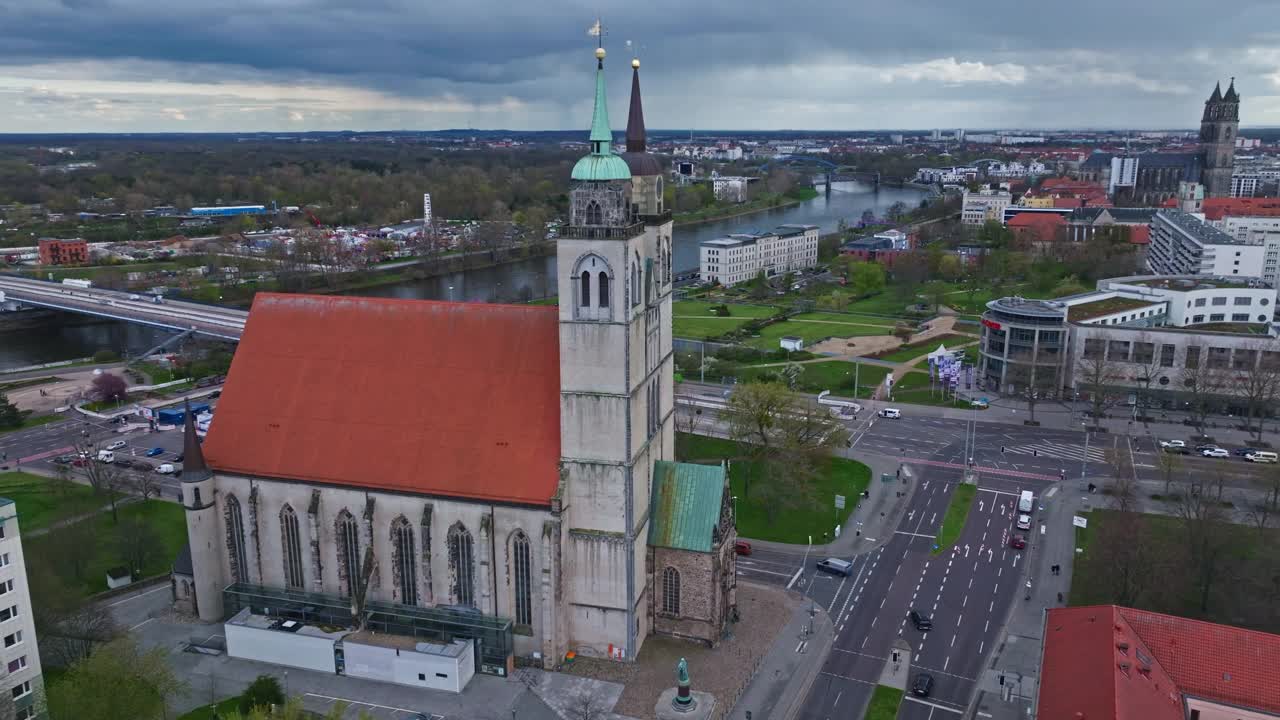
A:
[1208,82,1222,103]
[181,399,210,481]
[1223,77,1239,102]
[625,59,646,153]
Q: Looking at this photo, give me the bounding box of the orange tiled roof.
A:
[202,293,563,506]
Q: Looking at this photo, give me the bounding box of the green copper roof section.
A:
[648,461,727,553]
[589,57,613,145]
[570,49,632,182]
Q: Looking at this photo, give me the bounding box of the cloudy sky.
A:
[3,0,1280,133]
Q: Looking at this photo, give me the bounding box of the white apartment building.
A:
[1092,276,1276,327]
[0,500,42,720]
[700,224,819,287]
[1211,215,1280,286]
[1146,210,1267,278]
[1231,172,1260,198]
[873,229,910,250]
[915,166,978,184]
[961,188,1012,225]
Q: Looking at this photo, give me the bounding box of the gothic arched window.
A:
[336,510,361,598]
[391,517,417,606]
[632,253,642,307]
[448,523,475,607]
[280,505,305,589]
[586,200,602,226]
[511,531,533,627]
[662,566,680,615]
[226,495,248,584]
[573,254,613,321]
[598,272,610,308]
[579,271,591,307]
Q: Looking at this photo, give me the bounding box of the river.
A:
[0,180,926,368]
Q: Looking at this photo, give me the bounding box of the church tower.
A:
[1200,79,1239,198]
[557,40,674,661]
[180,402,223,622]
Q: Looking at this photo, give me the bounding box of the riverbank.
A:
[672,188,819,228]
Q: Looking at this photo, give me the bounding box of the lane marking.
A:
[108,584,169,606]
[903,696,966,714]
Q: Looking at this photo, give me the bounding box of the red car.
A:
[734,540,753,556]
[1009,534,1026,550]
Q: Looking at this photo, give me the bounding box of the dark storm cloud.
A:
[1,0,1279,131]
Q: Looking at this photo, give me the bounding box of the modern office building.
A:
[0,500,44,720]
[979,275,1278,412]
[961,188,1011,225]
[1146,210,1266,278]
[699,224,819,286]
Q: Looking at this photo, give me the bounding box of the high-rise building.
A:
[0,500,44,720]
[1199,79,1240,199]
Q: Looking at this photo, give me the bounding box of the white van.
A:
[1018,490,1034,514]
[1247,451,1278,464]
[96,450,115,463]
[156,463,176,475]
[878,408,902,419]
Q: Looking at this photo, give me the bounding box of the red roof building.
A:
[1038,606,1280,720]
[202,293,563,506]
[37,238,88,265]
[1199,197,1280,221]
[1007,212,1067,245]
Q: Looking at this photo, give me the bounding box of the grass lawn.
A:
[735,361,891,397]
[846,291,920,316]
[177,697,243,720]
[527,296,559,306]
[888,387,978,409]
[677,433,871,543]
[30,499,188,595]
[743,317,892,351]
[865,685,904,720]
[673,301,777,340]
[870,334,975,364]
[0,472,103,532]
[933,483,976,555]
[135,361,180,384]
[0,413,61,436]
[798,311,899,327]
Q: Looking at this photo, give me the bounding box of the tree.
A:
[892,323,913,345]
[216,700,369,720]
[1076,341,1122,426]
[46,638,187,720]
[1004,362,1055,424]
[1127,334,1166,420]
[1174,477,1234,614]
[848,261,885,298]
[0,392,22,430]
[817,290,850,312]
[1182,359,1231,436]
[1254,462,1280,514]
[748,269,770,300]
[891,251,928,302]
[923,280,948,313]
[29,562,119,667]
[1091,513,1157,607]
[885,201,909,221]
[1238,343,1280,443]
[1156,450,1182,496]
[89,373,128,405]
[113,510,162,578]
[238,675,286,716]
[128,467,160,502]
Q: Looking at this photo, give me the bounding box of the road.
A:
[0,413,190,498]
[0,274,246,340]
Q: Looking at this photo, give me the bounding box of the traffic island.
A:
[931,483,977,555]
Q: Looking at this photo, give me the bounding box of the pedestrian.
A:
[1058,592,1064,603]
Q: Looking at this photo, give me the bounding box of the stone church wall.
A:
[650,547,721,646]
[208,474,556,660]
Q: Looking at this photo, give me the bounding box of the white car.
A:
[1016,514,1032,530]
[106,440,127,451]
[1201,447,1229,458]
[1159,439,1185,449]
[155,463,176,474]
[878,408,902,419]
[1246,451,1278,463]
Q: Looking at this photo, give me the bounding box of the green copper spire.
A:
[589,47,613,148]
[571,44,632,182]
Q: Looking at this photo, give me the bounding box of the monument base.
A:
[655,689,716,720]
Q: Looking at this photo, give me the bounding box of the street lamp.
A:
[1080,421,1090,482]
[731,495,739,526]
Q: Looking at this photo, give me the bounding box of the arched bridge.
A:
[0,275,246,341]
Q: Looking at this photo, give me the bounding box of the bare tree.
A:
[1255,462,1280,513]
[1005,362,1058,425]
[1075,340,1123,426]
[1128,333,1166,420]
[1238,343,1280,443]
[1174,478,1234,614]
[1156,450,1182,496]
[29,566,120,667]
[1182,360,1231,436]
[1108,472,1139,514]
[567,691,606,720]
[128,467,160,502]
[113,512,162,579]
[1091,514,1156,607]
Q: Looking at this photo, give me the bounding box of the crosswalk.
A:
[1002,442,1108,463]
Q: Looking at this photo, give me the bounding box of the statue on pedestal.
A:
[674,657,693,709]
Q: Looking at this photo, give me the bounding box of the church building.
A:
[175,42,737,675]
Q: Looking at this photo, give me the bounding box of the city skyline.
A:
[2,0,1280,133]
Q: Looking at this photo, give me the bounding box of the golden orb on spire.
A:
[632,57,640,69]
[595,47,606,61]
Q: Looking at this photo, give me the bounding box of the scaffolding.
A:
[222,583,514,676]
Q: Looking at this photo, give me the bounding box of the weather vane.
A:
[587,18,605,47]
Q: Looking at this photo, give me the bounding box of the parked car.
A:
[1159,439,1186,449]
[970,399,989,409]
[106,440,127,451]
[1016,514,1032,530]
[208,391,221,399]
[909,610,933,631]
[156,464,176,475]
[734,540,753,556]
[1232,447,1259,457]
[1194,444,1219,452]
[1164,446,1190,455]
[878,408,902,419]
[1201,448,1229,458]
[174,454,184,463]
[54,455,74,465]
[1009,534,1026,550]
[912,673,934,697]
[145,447,165,457]
[816,558,853,577]
[1246,451,1278,464]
